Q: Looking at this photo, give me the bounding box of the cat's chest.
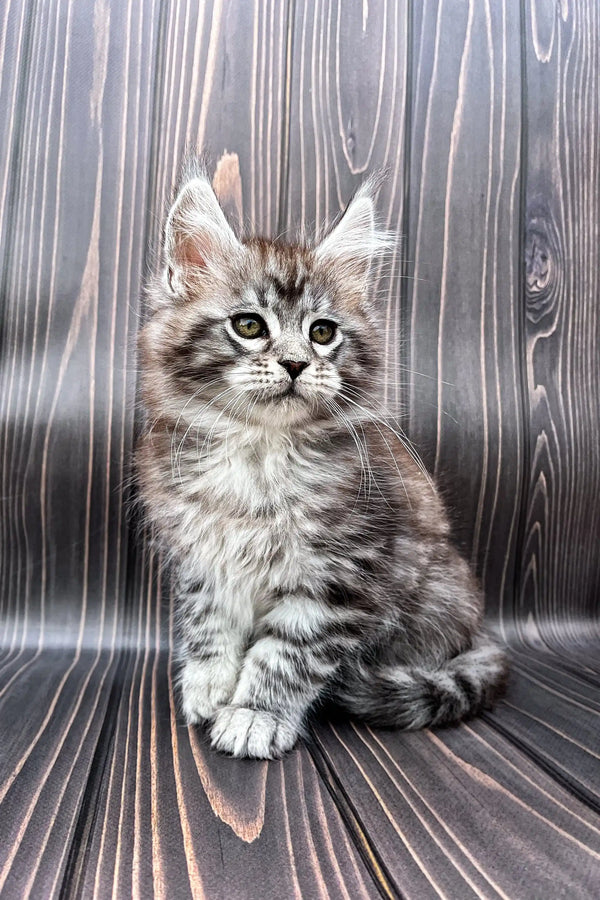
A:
[201,440,318,510]
[180,438,335,595]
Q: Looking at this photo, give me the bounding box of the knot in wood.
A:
[525,212,558,324]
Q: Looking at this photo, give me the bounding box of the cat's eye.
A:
[231,314,268,339]
[310,320,336,345]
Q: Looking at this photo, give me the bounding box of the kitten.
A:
[136,163,507,759]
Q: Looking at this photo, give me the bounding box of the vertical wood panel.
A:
[407,0,524,621]
[286,0,410,406]
[146,0,290,242]
[0,0,160,651]
[0,0,161,891]
[519,0,600,639]
[0,0,33,268]
[0,4,383,897]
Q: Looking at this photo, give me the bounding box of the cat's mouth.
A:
[274,385,303,404]
[261,379,304,399]
[262,380,310,409]
[247,378,315,409]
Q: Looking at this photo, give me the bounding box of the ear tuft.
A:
[164,173,242,294]
[315,179,395,286]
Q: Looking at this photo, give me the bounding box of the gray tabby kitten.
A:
[137,165,507,759]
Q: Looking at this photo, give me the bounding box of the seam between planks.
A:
[510,0,532,628]
[480,712,600,817]
[57,650,130,900]
[276,0,296,237]
[307,726,402,900]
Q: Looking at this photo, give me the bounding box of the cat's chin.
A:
[241,390,330,427]
[252,397,313,426]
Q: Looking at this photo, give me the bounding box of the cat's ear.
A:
[315,180,394,289]
[164,174,243,294]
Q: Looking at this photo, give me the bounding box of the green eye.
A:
[231,314,267,339]
[310,320,336,345]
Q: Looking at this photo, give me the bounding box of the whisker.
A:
[337,387,434,492]
[170,376,231,475]
[327,397,394,513]
[322,398,370,513]
[196,389,246,467]
[173,385,240,483]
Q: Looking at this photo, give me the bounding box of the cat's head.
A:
[140,169,393,429]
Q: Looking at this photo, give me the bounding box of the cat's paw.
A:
[210,706,299,759]
[179,659,238,724]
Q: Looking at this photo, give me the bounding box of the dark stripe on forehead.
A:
[270,273,307,304]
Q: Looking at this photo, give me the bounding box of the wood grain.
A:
[73,647,375,900]
[1,0,599,897]
[310,703,600,899]
[407,0,524,622]
[0,0,160,653]
[518,0,600,637]
[131,0,294,654]
[286,0,410,409]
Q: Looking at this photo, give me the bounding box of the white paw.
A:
[179,659,239,724]
[210,706,299,759]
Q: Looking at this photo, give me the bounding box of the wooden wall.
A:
[1,0,598,651]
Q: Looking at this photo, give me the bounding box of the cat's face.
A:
[140,173,391,429]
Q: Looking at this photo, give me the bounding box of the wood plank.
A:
[407,0,524,621]
[0,647,377,897]
[0,0,161,650]
[0,0,33,267]
[0,649,118,897]
[0,3,382,896]
[145,0,291,243]
[518,0,600,631]
[3,644,599,897]
[129,0,294,654]
[1,1,599,898]
[483,647,600,811]
[286,0,410,407]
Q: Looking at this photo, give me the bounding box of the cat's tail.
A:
[334,635,508,730]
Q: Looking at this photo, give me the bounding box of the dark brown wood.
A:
[1,0,599,897]
[74,650,375,900]
[0,0,160,652]
[310,703,600,900]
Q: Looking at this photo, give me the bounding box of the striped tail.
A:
[335,636,508,730]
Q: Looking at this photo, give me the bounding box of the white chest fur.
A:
[174,429,335,616]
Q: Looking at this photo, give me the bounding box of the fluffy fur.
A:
[136,164,507,759]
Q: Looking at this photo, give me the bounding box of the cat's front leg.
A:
[178,586,249,724]
[210,595,344,759]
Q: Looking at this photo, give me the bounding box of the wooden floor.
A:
[1,1,599,897]
[1,643,599,898]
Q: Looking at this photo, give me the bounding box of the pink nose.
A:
[279,360,308,380]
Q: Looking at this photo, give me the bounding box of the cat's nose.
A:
[279,359,308,380]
